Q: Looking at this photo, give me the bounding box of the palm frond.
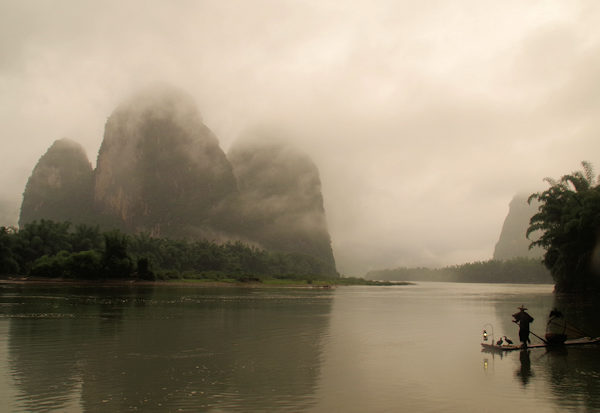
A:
[581,161,595,186]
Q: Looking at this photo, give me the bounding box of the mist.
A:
[2,0,600,275]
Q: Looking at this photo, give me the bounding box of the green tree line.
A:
[365,257,552,284]
[0,220,337,281]
[528,161,600,292]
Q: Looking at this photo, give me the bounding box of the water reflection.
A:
[515,350,533,386]
[491,288,600,411]
[4,282,600,412]
[2,284,333,412]
[545,294,600,412]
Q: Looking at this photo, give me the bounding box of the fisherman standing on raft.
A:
[512,305,534,348]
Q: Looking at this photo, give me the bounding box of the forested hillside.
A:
[366,258,552,284]
[0,220,337,281]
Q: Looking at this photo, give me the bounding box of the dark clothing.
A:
[513,310,534,346]
[519,329,530,344]
[545,309,567,345]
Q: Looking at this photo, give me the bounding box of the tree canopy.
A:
[0,219,338,281]
[527,161,600,292]
[365,257,552,284]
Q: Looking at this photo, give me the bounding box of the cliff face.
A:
[94,86,238,239]
[228,133,337,274]
[20,86,337,274]
[19,139,94,227]
[493,194,544,260]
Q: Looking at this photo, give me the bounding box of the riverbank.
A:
[0,276,412,288]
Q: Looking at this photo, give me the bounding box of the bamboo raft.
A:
[481,336,600,352]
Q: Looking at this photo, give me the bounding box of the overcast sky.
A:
[1,0,600,275]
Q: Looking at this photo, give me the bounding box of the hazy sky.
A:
[2,0,600,275]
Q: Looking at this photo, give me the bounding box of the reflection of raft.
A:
[481,336,600,352]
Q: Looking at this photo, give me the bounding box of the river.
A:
[0,281,599,412]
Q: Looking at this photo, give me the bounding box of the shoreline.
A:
[0,277,314,289]
[0,276,411,289]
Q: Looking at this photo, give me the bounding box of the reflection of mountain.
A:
[8,318,84,412]
[7,285,332,412]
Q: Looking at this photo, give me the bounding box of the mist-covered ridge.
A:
[493,193,544,260]
[228,132,335,269]
[19,85,337,276]
[94,85,238,240]
[19,138,94,228]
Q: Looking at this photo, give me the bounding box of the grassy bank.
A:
[0,274,410,288]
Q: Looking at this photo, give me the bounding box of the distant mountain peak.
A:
[493,193,543,260]
[19,86,338,276]
[19,138,94,227]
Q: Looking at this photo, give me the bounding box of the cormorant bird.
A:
[504,336,513,345]
[496,337,503,346]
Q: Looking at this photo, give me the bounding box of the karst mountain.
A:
[20,86,337,275]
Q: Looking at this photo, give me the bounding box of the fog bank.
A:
[2,1,600,274]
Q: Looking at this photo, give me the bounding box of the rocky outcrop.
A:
[228,132,337,275]
[493,194,544,260]
[94,86,239,239]
[19,139,94,227]
[19,86,337,274]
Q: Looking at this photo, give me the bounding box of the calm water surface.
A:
[1,282,599,412]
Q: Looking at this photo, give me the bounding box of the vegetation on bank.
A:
[173,277,403,287]
[365,257,553,284]
[0,220,338,282]
[527,161,600,292]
